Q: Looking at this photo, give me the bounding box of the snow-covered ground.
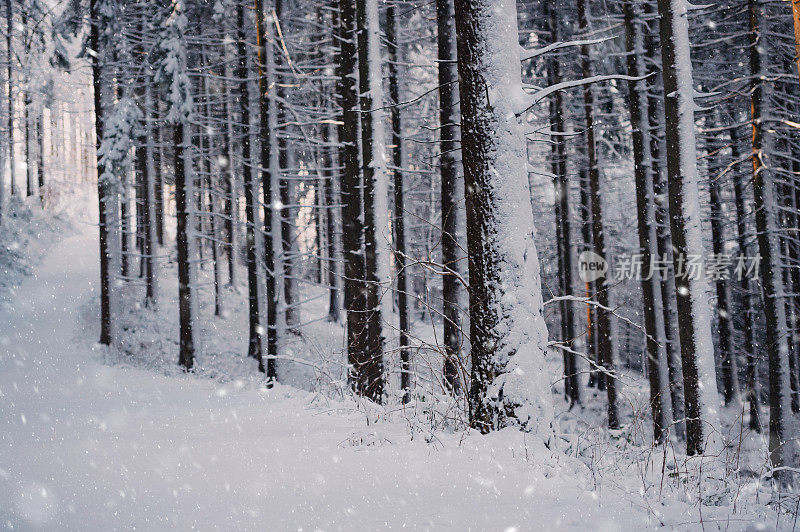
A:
[0,187,794,530]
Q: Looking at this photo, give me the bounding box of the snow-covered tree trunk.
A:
[143,82,158,307]
[657,0,721,455]
[356,0,389,401]
[749,0,796,480]
[90,0,114,346]
[642,1,685,439]
[337,0,373,400]
[454,0,554,436]
[160,3,198,370]
[218,11,236,285]
[623,0,672,442]
[323,121,340,324]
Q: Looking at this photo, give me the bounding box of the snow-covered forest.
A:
[2,0,800,528]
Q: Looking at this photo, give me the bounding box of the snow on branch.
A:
[516,74,650,116]
[520,37,611,62]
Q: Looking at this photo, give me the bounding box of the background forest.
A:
[2,0,800,527]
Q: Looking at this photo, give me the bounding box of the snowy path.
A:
[0,219,647,531]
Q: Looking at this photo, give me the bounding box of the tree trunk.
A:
[260,1,280,380]
[455,0,554,436]
[237,3,264,369]
[322,120,340,323]
[174,120,196,370]
[582,39,619,428]
[706,112,740,406]
[90,0,113,346]
[658,0,722,455]
[729,124,762,432]
[356,0,388,401]
[6,0,15,198]
[645,12,685,437]
[438,0,464,395]
[338,0,372,400]
[749,0,795,480]
[387,2,410,399]
[623,0,672,442]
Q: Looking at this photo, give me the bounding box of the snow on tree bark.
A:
[159,3,198,370]
[454,0,554,436]
[623,0,672,442]
[749,0,797,481]
[657,0,722,456]
[356,0,388,401]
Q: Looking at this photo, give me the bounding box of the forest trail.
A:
[0,208,639,530]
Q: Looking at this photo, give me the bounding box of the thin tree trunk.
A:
[259,1,280,380]
[643,0,685,439]
[730,124,762,432]
[322,120,340,323]
[142,82,157,307]
[749,0,794,479]
[548,0,580,407]
[707,112,740,406]
[154,115,165,247]
[437,0,464,395]
[580,26,618,427]
[6,0,15,198]
[387,1,410,399]
[37,111,45,191]
[237,3,264,369]
[90,0,112,346]
[623,0,672,442]
[175,120,195,370]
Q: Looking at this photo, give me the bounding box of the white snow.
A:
[0,187,790,529]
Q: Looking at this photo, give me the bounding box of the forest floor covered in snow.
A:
[1,185,798,530]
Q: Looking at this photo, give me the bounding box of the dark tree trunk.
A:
[6,0,15,198]
[749,0,793,478]
[729,124,762,432]
[356,0,385,402]
[37,112,45,190]
[322,121,340,323]
[337,0,371,399]
[174,121,195,370]
[623,0,670,442]
[154,117,165,247]
[90,0,112,346]
[706,112,740,406]
[438,0,464,395]
[576,2,618,426]
[550,0,580,407]
[237,3,264,369]
[255,0,278,380]
[644,1,684,438]
[387,2,410,400]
